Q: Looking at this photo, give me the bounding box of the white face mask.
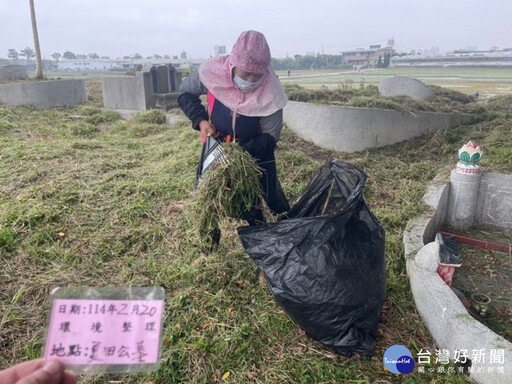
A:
[233,74,259,92]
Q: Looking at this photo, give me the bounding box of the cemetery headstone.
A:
[378,76,434,100]
[0,64,28,81]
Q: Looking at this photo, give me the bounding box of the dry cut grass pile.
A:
[283,83,485,115]
[194,143,263,246]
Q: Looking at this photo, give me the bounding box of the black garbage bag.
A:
[238,161,386,358]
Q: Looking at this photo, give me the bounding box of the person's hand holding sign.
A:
[0,359,77,384]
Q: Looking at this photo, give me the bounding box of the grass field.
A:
[1,78,511,383]
[48,66,512,100]
[277,67,512,99]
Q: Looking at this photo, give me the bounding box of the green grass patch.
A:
[133,109,167,124]
[279,67,512,100]
[0,225,16,249]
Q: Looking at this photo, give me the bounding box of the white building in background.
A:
[341,45,393,68]
[420,47,440,57]
[57,59,120,71]
[391,48,512,68]
[52,57,206,72]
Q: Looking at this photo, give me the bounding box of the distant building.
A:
[341,45,393,68]
[420,47,440,57]
[39,56,206,73]
[391,48,512,68]
[57,59,120,72]
[214,45,226,57]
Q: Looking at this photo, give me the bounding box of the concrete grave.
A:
[475,172,512,232]
[102,63,182,111]
[0,65,28,81]
[155,65,170,93]
[403,165,512,384]
[283,101,473,153]
[446,171,512,234]
[378,76,434,100]
[102,75,148,111]
[0,79,87,107]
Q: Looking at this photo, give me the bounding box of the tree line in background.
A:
[6,49,391,70]
[6,49,189,62]
[272,53,391,70]
[271,54,349,70]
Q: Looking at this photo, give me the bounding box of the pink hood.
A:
[198,30,287,117]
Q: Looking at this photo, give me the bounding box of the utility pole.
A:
[387,38,394,53]
[386,38,395,68]
[30,0,43,79]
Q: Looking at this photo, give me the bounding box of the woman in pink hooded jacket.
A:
[178,31,290,227]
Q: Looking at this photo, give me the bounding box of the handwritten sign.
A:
[44,299,164,366]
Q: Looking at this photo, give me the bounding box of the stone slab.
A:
[155,65,170,93]
[0,64,28,81]
[102,67,181,112]
[283,101,473,153]
[379,76,434,100]
[0,79,87,107]
[475,172,512,234]
[403,171,512,384]
[102,76,147,111]
[446,170,482,231]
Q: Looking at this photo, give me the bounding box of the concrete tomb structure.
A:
[0,64,87,107]
[378,76,434,100]
[403,142,512,384]
[283,101,472,153]
[0,65,28,81]
[0,79,87,107]
[102,63,182,111]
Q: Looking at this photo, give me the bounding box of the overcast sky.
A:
[1,0,511,59]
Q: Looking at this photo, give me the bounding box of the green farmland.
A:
[277,67,512,99]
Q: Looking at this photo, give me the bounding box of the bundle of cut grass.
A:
[193,143,265,247]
